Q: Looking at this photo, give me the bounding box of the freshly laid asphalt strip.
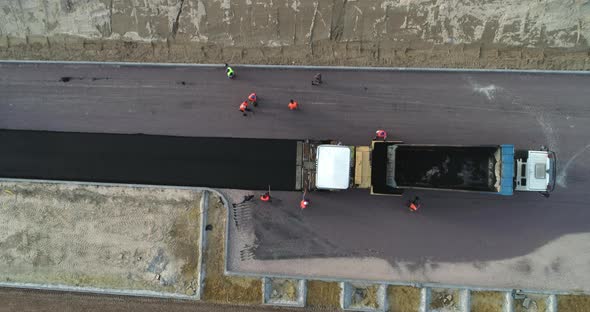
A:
[0,129,297,191]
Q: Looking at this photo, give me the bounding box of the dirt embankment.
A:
[0,182,202,296]
[0,0,588,69]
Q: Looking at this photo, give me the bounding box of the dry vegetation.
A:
[558,294,590,312]
[471,291,504,312]
[202,193,262,304]
[306,280,341,309]
[388,286,421,312]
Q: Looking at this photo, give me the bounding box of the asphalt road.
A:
[1,62,589,265]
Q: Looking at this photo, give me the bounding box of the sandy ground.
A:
[0,0,588,69]
[0,182,202,296]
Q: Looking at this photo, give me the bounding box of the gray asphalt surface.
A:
[1,62,589,264]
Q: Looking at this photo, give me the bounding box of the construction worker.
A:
[225,63,235,79]
[375,129,387,141]
[408,196,420,212]
[239,101,251,116]
[300,199,310,209]
[288,99,298,110]
[260,192,271,202]
[311,73,322,86]
[248,93,258,107]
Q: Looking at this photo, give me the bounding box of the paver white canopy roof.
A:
[315,145,351,190]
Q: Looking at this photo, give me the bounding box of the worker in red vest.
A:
[288,99,298,110]
[248,93,258,107]
[300,198,310,209]
[260,192,271,202]
[375,129,387,140]
[408,196,420,212]
[239,101,251,116]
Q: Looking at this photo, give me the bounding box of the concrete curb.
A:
[419,287,430,312]
[548,294,558,312]
[196,191,210,300]
[504,291,514,312]
[459,289,471,312]
[0,282,197,300]
[1,60,589,75]
[224,268,581,296]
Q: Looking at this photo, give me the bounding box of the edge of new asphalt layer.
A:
[0,178,583,297]
[1,59,590,75]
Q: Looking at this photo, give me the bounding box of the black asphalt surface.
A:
[1,62,589,264]
[0,129,297,190]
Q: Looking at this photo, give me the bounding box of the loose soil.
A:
[430,288,460,312]
[0,182,201,295]
[514,294,548,312]
[305,280,341,309]
[202,193,262,304]
[470,291,504,312]
[268,278,299,303]
[388,286,421,312]
[2,38,588,70]
[349,284,380,309]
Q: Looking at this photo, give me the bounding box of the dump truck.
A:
[298,141,556,196]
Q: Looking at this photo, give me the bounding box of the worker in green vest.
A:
[225,63,235,79]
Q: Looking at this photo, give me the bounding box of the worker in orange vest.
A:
[248,93,258,107]
[375,129,387,140]
[288,99,298,110]
[300,198,310,209]
[408,196,420,212]
[260,192,271,202]
[239,101,251,116]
